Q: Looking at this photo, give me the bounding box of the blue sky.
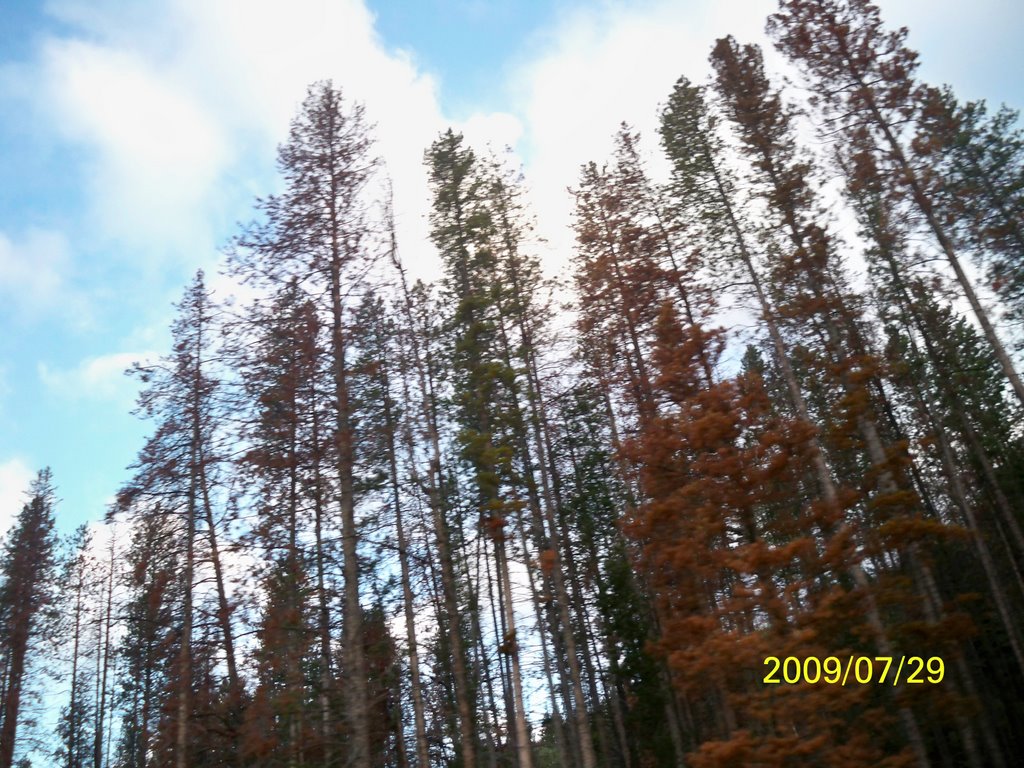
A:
[1,0,1022,535]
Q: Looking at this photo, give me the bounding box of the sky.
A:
[1,0,1022,537]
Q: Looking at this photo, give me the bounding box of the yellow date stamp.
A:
[763,656,944,685]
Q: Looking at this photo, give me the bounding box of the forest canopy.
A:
[2,1,1023,766]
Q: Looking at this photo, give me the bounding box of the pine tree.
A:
[115,271,240,766]
[356,278,433,768]
[916,88,1024,339]
[659,62,937,768]
[768,0,1024,406]
[711,34,995,764]
[230,80,382,767]
[386,235,480,768]
[112,507,178,767]
[234,279,324,765]
[0,469,58,768]
[555,383,679,767]
[426,129,535,768]
[54,526,95,768]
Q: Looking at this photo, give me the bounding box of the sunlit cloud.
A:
[0,457,34,536]
[0,228,93,326]
[38,350,155,402]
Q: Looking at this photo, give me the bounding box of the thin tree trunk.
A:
[0,626,29,768]
[389,246,478,768]
[381,344,431,768]
[491,526,535,768]
[513,504,575,768]
[67,558,84,768]
[95,539,115,768]
[473,530,502,768]
[176,468,196,768]
[326,133,370,766]
[310,386,334,763]
[489,246,597,768]
[197,474,238,679]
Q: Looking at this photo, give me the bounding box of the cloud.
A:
[0,228,92,324]
[38,350,155,402]
[23,0,783,297]
[510,0,774,272]
[30,0,453,279]
[457,111,524,152]
[41,39,230,252]
[0,458,34,537]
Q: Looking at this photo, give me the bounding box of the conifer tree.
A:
[234,279,326,765]
[115,271,240,766]
[427,129,535,768]
[571,129,713,767]
[54,526,94,768]
[230,80,382,767]
[626,305,874,766]
[356,281,433,768]
[768,0,1024,406]
[710,34,997,764]
[112,507,178,767]
[0,469,58,768]
[386,234,479,768]
[659,67,935,768]
[572,159,661,429]
[916,88,1024,338]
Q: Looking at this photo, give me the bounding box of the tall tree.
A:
[626,304,901,767]
[116,271,240,766]
[916,88,1024,338]
[112,504,180,768]
[767,0,1024,406]
[357,280,432,768]
[0,469,58,768]
[234,279,325,766]
[711,34,990,764]
[426,129,535,768]
[386,243,480,768]
[55,525,95,768]
[659,69,932,767]
[230,80,381,767]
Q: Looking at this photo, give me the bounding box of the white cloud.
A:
[510,0,774,273]
[0,228,92,324]
[457,111,524,153]
[32,0,451,279]
[26,0,785,297]
[0,458,34,537]
[38,350,155,402]
[42,39,230,251]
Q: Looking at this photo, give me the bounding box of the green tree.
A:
[0,469,59,768]
[427,129,535,768]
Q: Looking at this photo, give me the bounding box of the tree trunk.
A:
[95,539,115,768]
[390,248,479,768]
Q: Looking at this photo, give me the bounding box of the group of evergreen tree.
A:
[3,0,1023,765]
